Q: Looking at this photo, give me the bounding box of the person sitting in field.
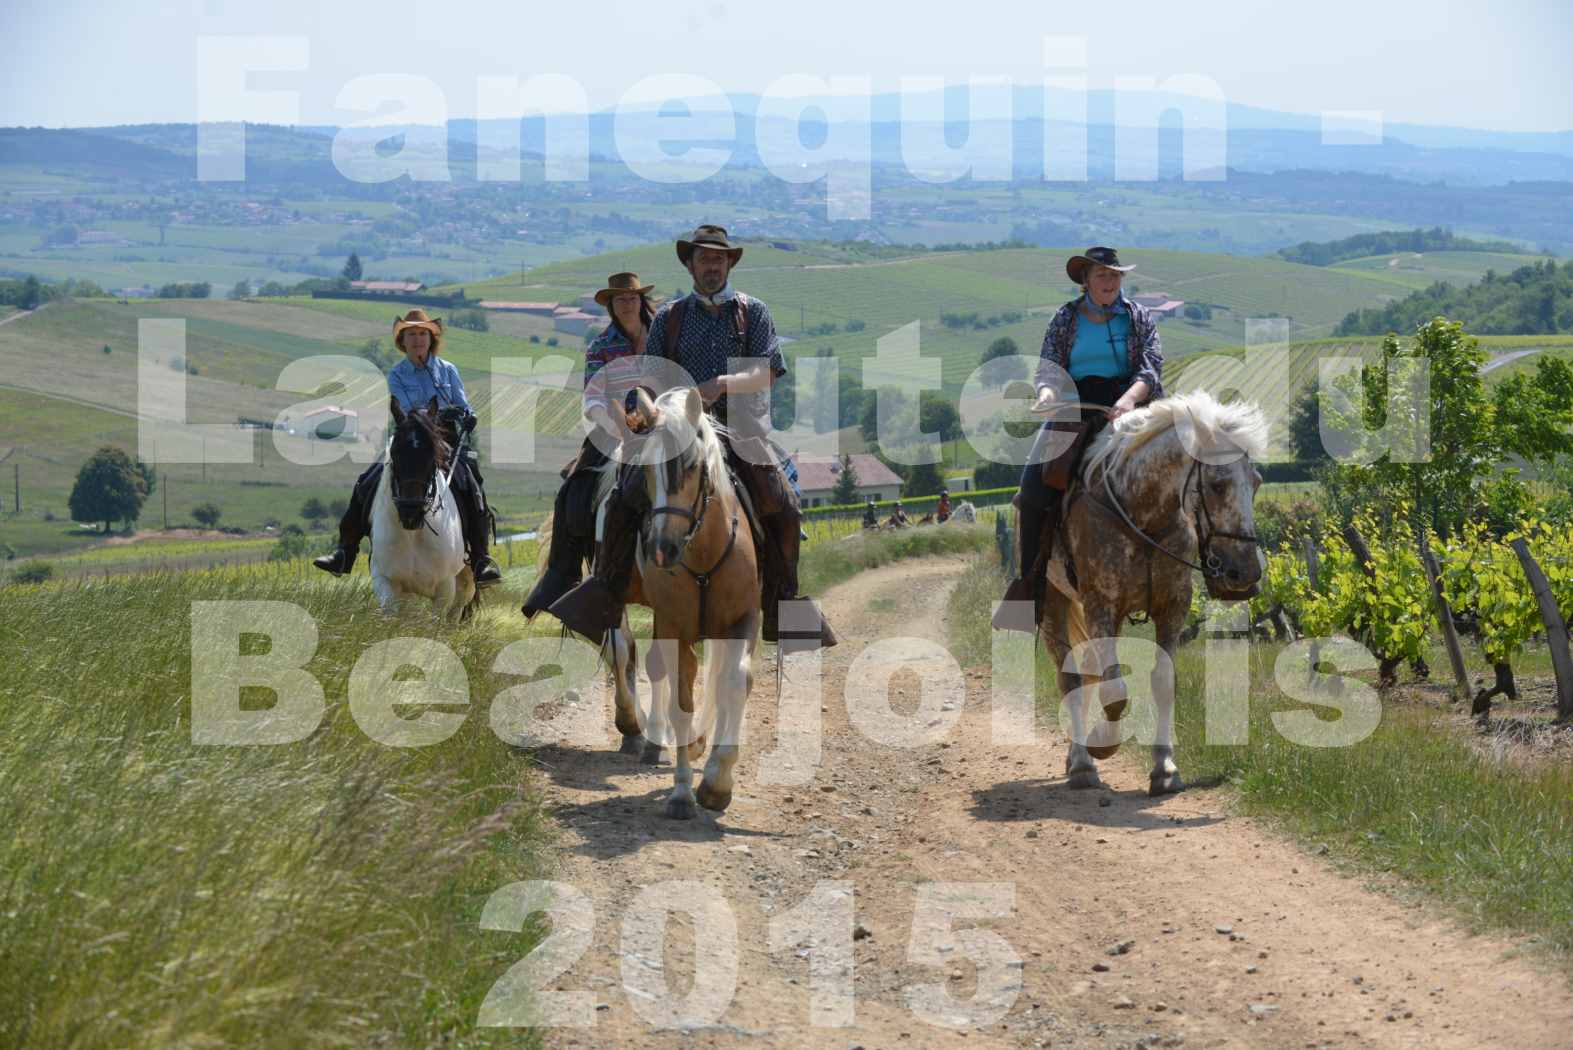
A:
[861,497,879,529]
[534,225,836,650]
[886,500,909,528]
[522,272,657,618]
[937,488,952,523]
[314,309,500,583]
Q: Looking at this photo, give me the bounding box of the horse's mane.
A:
[392,407,452,472]
[590,389,733,504]
[1082,390,1268,490]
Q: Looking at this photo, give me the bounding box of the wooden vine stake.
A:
[1508,538,1573,723]
[1415,529,1471,704]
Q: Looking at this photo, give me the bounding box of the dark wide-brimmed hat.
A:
[676,224,744,266]
[1066,246,1135,286]
[392,308,444,350]
[593,271,656,308]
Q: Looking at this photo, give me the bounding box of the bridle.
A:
[1089,454,1259,580]
[644,439,740,639]
[388,419,456,535]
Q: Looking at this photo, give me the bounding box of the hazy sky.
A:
[3,0,1570,132]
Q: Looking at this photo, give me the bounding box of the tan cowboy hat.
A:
[1066,246,1136,286]
[392,308,444,349]
[676,224,744,266]
[593,271,656,308]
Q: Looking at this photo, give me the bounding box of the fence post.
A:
[1416,529,1470,703]
[1508,538,1573,722]
[1301,536,1321,683]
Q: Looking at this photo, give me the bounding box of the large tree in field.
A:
[68,446,150,533]
[342,253,363,282]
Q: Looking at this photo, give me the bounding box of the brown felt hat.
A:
[593,271,656,307]
[676,224,744,266]
[392,308,444,350]
[1066,246,1135,286]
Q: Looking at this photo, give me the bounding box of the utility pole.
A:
[162,472,168,530]
[13,463,18,513]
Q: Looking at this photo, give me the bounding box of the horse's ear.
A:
[389,396,404,424]
[683,386,703,426]
[633,387,657,431]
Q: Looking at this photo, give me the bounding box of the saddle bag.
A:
[726,434,795,517]
[1040,420,1091,492]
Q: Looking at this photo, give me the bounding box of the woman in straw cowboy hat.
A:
[315,308,502,584]
[522,272,659,617]
[995,246,1165,631]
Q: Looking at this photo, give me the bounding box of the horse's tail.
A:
[534,515,553,577]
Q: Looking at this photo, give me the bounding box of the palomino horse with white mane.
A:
[584,386,762,819]
[1028,390,1267,795]
[368,396,478,619]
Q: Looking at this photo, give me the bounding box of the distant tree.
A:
[979,336,1027,382]
[919,395,962,448]
[301,497,328,524]
[230,279,253,299]
[102,344,112,354]
[903,458,945,498]
[973,457,1020,490]
[68,446,149,533]
[1285,384,1330,465]
[451,309,490,332]
[191,502,223,529]
[12,563,53,585]
[342,252,363,282]
[327,498,348,520]
[831,454,861,505]
[20,275,41,310]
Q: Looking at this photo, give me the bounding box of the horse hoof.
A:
[695,782,732,813]
[619,734,645,756]
[1149,773,1185,796]
[640,742,664,765]
[664,797,696,821]
[1066,768,1103,790]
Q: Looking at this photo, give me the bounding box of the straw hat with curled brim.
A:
[392,308,444,350]
[593,272,656,308]
[1066,246,1136,286]
[675,224,744,266]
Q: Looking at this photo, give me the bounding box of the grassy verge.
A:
[1,569,560,1049]
[799,521,997,597]
[946,551,1573,970]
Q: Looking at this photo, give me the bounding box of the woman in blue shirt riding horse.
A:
[313,308,501,584]
[996,247,1165,630]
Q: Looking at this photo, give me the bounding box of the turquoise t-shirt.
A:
[1067,296,1132,381]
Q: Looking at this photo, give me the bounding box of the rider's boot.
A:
[314,463,378,576]
[759,505,837,652]
[547,482,641,639]
[993,488,1060,632]
[463,482,502,585]
[522,472,594,619]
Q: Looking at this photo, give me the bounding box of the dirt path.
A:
[534,557,1573,1049]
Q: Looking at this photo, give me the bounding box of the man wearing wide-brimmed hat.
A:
[542,223,837,651]
[313,308,502,584]
[993,246,1165,632]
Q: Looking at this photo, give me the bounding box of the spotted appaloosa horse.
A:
[1033,390,1267,796]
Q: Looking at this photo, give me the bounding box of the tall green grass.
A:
[947,552,1573,968]
[1,569,558,1048]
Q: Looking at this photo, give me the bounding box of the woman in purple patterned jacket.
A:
[997,247,1164,631]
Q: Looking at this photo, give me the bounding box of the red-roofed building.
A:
[792,453,904,507]
[479,301,558,315]
[350,280,426,295]
[1131,293,1186,320]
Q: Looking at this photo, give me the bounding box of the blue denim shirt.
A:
[388,354,471,415]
